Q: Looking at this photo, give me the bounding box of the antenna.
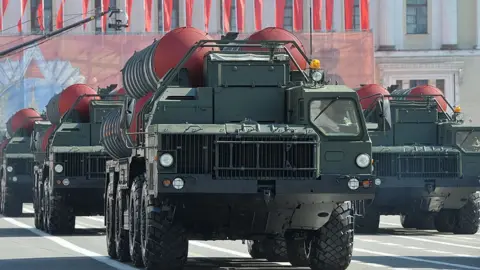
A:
[309,3,313,59]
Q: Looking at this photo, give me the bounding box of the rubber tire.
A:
[105,179,117,259]
[401,213,434,230]
[45,192,75,235]
[355,209,380,234]
[309,202,354,270]
[1,191,23,217]
[453,193,480,235]
[142,189,188,270]
[263,237,288,262]
[34,181,44,230]
[286,238,309,267]
[42,186,49,231]
[115,186,130,262]
[247,240,265,259]
[434,210,455,233]
[128,176,144,267]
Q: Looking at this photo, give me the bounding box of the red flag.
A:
[17,0,28,32]
[0,0,9,31]
[344,0,354,30]
[185,0,193,27]
[56,0,65,29]
[82,0,89,30]
[163,0,173,32]
[293,0,303,31]
[125,0,132,31]
[360,0,369,30]
[312,0,321,31]
[254,0,262,31]
[236,0,245,32]
[144,0,152,32]
[102,0,110,31]
[275,0,286,28]
[223,0,232,32]
[38,0,45,31]
[325,0,333,31]
[204,0,211,32]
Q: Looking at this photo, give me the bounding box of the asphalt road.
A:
[0,204,479,270]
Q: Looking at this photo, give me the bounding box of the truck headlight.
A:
[355,153,371,168]
[54,164,64,173]
[159,153,174,167]
[6,166,13,172]
[312,71,323,82]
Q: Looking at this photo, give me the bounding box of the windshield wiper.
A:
[313,99,337,121]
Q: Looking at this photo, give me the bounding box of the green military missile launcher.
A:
[101,27,376,270]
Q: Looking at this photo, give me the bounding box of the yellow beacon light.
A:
[454,106,461,113]
[310,59,321,70]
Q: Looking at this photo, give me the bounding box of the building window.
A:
[436,79,445,93]
[283,0,293,31]
[230,0,237,32]
[406,0,428,34]
[158,0,180,32]
[353,0,360,30]
[409,79,429,88]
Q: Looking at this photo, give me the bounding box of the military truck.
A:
[33,84,124,234]
[101,27,376,270]
[355,84,480,234]
[0,109,43,216]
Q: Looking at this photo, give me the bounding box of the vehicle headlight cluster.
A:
[159,153,174,167]
[6,166,13,172]
[355,153,371,168]
[54,164,64,173]
[312,71,323,82]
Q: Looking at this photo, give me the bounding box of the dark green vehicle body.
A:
[358,95,480,233]
[106,39,376,269]
[0,134,35,216]
[35,99,123,234]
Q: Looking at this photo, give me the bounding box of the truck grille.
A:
[373,152,460,178]
[54,153,108,179]
[159,134,317,180]
[8,158,34,176]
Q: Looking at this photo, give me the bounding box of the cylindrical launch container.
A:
[356,84,391,110]
[100,109,133,159]
[41,125,56,152]
[391,85,447,112]
[6,108,43,137]
[46,84,99,125]
[243,27,308,70]
[126,92,154,143]
[122,27,218,99]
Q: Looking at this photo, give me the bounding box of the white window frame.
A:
[377,59,464,111]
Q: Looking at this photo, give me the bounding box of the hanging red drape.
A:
[360,0,369,30]
[125,0,132,31]
[223,0,232,32]
[56,0,65,29]
[254,0,262,31]
[204,0,211,32]
[236,0,245,32]
[312,0,321,31]
[185,0,194,27]
[275,0,285,28]
[293,0,303,31]
[37,0,45,31]
[163,0,173,32]
[17,0,28,32]
[102,0,110,31]
[82,0,89,30]
[325,0,333,31]
[144,0,152,32]
[344,0,354,30]
[0,0,9,30]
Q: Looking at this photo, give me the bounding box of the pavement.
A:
[0,204,479,270]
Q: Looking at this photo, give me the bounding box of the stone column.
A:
[440,0,458,50]
[377,0,396,50]
[476,0,480,49]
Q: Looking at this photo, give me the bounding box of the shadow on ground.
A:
[0,227,104,237]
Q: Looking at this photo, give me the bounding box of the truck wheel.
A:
[34,183,44,230]
[434,210,455,233]
[309,202,354,270]
[1,191,22,217]
[263,237,288,262]
[453,193,480,235]
[286,238,309,267]
[142,197,188,269]
[115,186,130,262]
[401,213,434,230]
[45,193,75,235]
[354,209,380,234]
[247,240,265,259]
[105,179,117,259]
[42,187,49,231]
[128,176,145,267]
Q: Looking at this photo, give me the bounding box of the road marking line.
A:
[351,260,384,268]
[355,248,480,270]
[0,216,138,270]
[427,250,451,254]
[404,246,424,250]
[379,242,401,246]
[381,222,480,235]
[358,238,380,243]
[392,235,480,250]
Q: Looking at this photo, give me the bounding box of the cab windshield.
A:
[309,98,361,137]
[456,130,480,152]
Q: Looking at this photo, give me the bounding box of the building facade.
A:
[0,0,479,122]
